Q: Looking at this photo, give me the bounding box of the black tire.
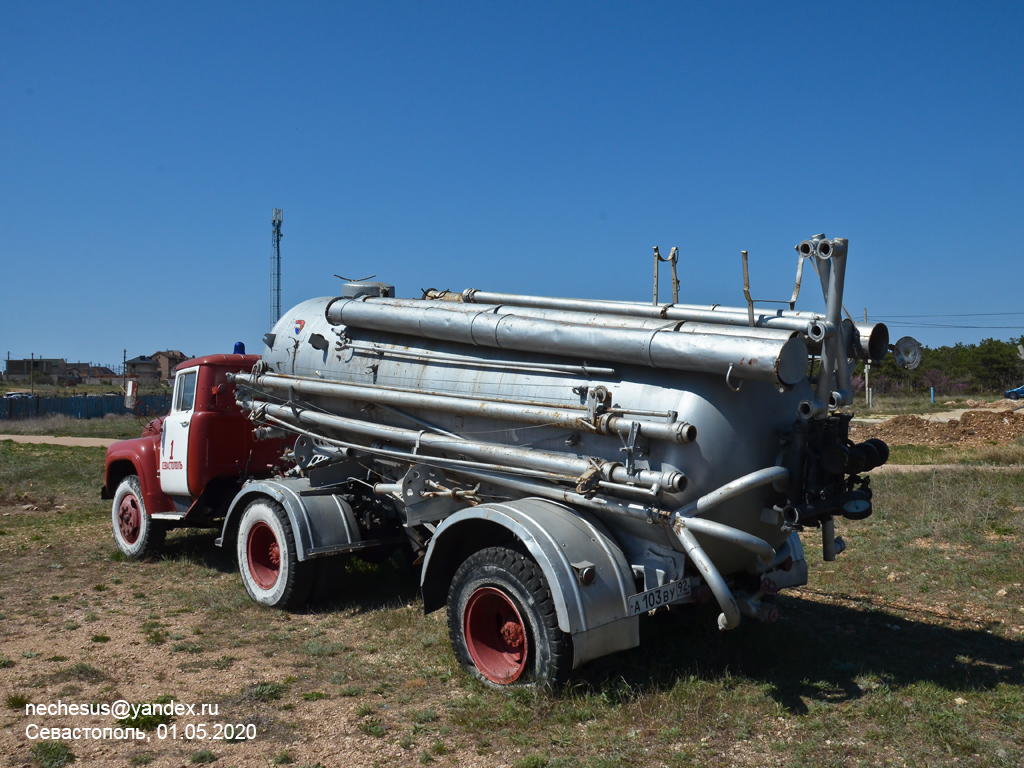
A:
[236,498,312,609]
[111,475,165,559]
[1009,393,1020,401]
[447,546,573,687]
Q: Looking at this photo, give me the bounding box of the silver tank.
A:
[252,291,819,575]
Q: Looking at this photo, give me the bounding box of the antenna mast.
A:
[271,208,283,326]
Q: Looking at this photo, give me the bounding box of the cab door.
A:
[160,367,198,496]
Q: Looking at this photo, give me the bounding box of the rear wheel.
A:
[111,475,165,559]
[236,499,312,609]
[447,546,572,687]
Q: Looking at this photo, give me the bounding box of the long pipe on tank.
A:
[238,371,698,444]
[246,398,688,493]
[458,289,831,341]
[453,290,887,362]
[340,339,618,378]
[387,296,801,344]
[326,298,809,387]
[429,290,889,360]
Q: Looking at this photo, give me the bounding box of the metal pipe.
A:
[327,298,809,387]
[850,322,889,362]
[797,399,828,420]
[458,289,882,361]
[389,296,682,331]
[676,526,741,631]
[815,239,851,406]
[664,466,787,630]
[822,516,836,562]
[342,338,618,377]
[271,417,661,517]
[249,398,687,493]
[413,295,804,346]
[828,389,852,410]
[462,290,831,337]
[375,403,463,439]
[244,372,697,445]
[261,412,609,494]
[466,469,657,523]
[675,516,776,565]
[669,466,789,519]
[675,322,798,343]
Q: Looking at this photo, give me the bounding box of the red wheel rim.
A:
[463,587,529,684]
[117,493,141,544]
[247,521,281,590]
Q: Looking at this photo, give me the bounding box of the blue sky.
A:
[3,1,1022,369]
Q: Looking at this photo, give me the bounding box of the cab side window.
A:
[173,370,198,412]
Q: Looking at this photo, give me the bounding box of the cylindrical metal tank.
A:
[251,292,820,575]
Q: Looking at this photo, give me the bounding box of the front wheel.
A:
[1009,393,1020,401]
[111,475,165,559]
[236,499,312,609]
[447,547,573,687]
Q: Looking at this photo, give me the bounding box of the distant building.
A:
[64,362,90,384]
[65,363,118,385]
[4,358,66,382]
[5,353,185,387]
[125,355,161,384]
[124,351,188,385]
[91,365,117,379]
[152,350,189,383]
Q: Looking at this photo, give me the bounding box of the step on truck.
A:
[103,234,916,686]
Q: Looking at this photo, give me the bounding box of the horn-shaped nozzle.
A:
[851,322,889,362]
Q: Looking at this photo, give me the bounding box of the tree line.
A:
[851,336,1024,396]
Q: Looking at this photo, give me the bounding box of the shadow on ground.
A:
[158,528,1023,711]
[161,528,235,574]
[161,527,421,610]
[575,594,1024,713]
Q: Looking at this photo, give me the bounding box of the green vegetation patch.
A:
[243,681,288,703]
[0,441,107,510]
[29,740,75,768]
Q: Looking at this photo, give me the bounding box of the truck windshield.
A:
[174,370,197,412]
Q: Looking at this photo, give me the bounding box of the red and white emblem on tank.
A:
[294,319,305,334]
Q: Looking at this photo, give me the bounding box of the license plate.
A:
[628,579,692,615]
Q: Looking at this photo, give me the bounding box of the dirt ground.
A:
[0,502,499,768]
[851,403,1024,447]
[0,435,115,448]
[3,405,1023,767]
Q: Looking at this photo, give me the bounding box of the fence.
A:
[1,394,171,421]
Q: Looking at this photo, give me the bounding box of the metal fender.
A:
[421,497,640,668]
[216,477,361,560]
[103,435,174,514]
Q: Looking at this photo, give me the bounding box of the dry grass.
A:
[0,414,147,440]
[859,393,1007,417]
[0,443,1021,767]
[887,439,1024,466]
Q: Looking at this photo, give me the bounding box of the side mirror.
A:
[125,380,138,410]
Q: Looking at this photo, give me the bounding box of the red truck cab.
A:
[103,354,286,558]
